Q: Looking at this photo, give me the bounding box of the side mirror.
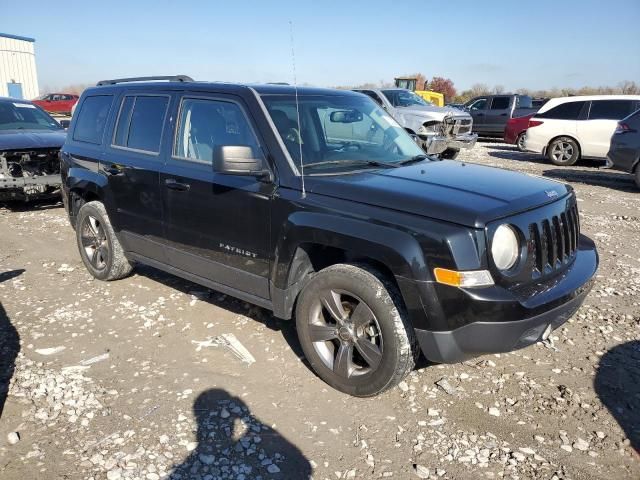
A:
[59,119,71,129]
[212,145,271,180]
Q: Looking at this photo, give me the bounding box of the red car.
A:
[32,93,79,115]
[504,113,534,151]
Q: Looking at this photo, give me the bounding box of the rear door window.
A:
[112,95,169,153]
[537,101,586,120]
[588,100,634,120]
[490,96,511,110]
[73,95,114,144]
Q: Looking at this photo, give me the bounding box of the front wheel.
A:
[547,137,580,166]
[516,132,527,152]
[75,201,133,281]
[295,264,418,397]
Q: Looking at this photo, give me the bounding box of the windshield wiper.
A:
[304,159,398,170]
[398,154,430,165]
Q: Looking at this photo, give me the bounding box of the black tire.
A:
[547,136,580,166]
[516,132,527,152]
[75,201,133,281]
[635,165,640,190]
[295,264,418,397]
[440,148,460,160]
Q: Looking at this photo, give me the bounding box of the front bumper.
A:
[422,132,478,155]
[0,173,62,201]
[410,235,598,363]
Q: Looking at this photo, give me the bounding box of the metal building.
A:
[0,32,39,100]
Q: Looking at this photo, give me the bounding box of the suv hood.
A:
[305,160,570,228]
[0,129,66,151]
[400,104,471,120]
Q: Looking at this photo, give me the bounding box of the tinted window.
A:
[73,95,113,144]
[537,101,586,120]
[588,100,633,120]
[112,95,168,153]
[468,98,487,110]
[113,96,135,146]
[516,95,533,109]
[361,91,383,106]
[490,96,511,110]
[174,98,262,163]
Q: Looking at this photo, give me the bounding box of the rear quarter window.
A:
[536,101,586,120]
[73,95,114,144]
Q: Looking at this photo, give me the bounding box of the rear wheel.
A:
[76,201,133,281]
[516,132,527,152]
[295,264,418,397]
[547,137,579,166]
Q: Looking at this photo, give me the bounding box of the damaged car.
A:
[0,97,65,202]
[354,88,477,159]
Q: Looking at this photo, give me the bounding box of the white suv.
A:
[524,95,640,166]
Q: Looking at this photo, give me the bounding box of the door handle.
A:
[500,113,508,116]
[165,179,190,191]
[476,113,484,116]
[102,164,124,176]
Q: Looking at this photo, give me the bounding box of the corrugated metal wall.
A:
[0,36,39,100]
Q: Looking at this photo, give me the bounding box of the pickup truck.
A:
[355,88,477,159]
[464,94,537,137]
[61,77,598,397]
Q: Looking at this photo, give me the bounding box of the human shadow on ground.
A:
[169,388,312,479]
[0,269,24,419]
[594,340,640,454]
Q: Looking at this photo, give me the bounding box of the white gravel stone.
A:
[7,432,20,445]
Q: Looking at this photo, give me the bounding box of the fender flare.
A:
[272,211,429,289]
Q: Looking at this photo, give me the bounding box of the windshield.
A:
[382,90,432,107]
[0,102,62,131]
[261,94,425,172]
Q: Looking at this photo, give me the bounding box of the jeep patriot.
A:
[60,76,598,397]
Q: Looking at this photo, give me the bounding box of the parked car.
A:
[606,108,640,188]
[0,97,65,202]
[464,94,538,137]
[504,114,534,151]
[532,98,550,109]
[32,93,79,115]
[61,76,598,397]
[524,95,640,166]
[354,88,477,159]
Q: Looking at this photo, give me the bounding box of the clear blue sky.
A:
[2,0,639,92]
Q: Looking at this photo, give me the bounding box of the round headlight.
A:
[491,224,519,271]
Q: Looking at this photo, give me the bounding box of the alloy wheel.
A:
[551,141,574,162]
[80,215,109,270]
[308,289,383,379]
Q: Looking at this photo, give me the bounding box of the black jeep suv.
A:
[61,76,598,397]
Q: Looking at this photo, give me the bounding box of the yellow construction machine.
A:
[394,77,444,107]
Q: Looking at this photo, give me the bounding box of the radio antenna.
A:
[289,20,306,198]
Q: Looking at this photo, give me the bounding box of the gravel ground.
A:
[0,141,638,480]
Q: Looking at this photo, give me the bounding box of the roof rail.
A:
[96,75,194,86]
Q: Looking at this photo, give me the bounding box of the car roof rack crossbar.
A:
[96,75,194,86]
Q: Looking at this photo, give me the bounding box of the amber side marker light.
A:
[433,268,494,288]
